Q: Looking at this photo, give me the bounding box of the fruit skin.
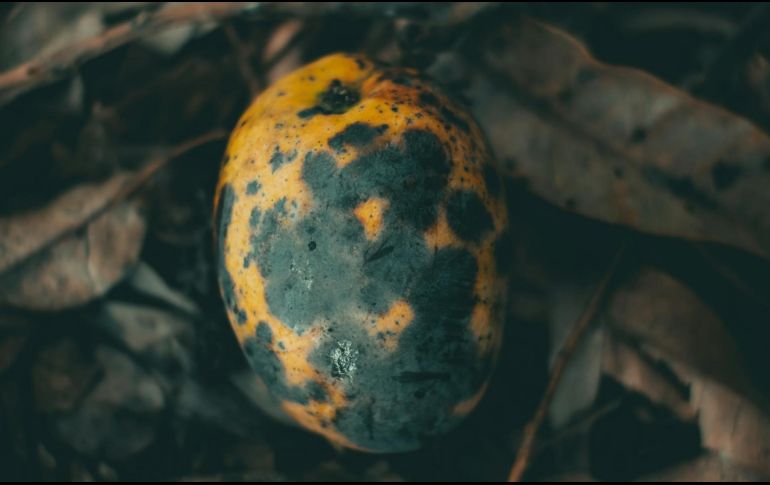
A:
[214,53,510,453]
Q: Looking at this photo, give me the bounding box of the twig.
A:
[507,242,626,482]
[0,3,260,106]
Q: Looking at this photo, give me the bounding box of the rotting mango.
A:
[214,53,510,453]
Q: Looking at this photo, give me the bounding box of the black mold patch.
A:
[215,184,247,324]
[328,123,388,152]
[446,190,494,243]
[244,129,493,451]
[270,148,297,172]
[298,79,361,119]
[249,206,261,228]
[298,106,325,119]
[711,161,742,191]
[242,322,328,405]
[246,180,261,195]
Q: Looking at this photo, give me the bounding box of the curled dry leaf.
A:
[602,268,770,475]
[466,18,770,261]
[605,268,754,398]
[0,195,146,311]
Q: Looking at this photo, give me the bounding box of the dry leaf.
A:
[0,173,132,273]
[604,268,754,399]
[466,18,770,261]
[602,268,770,475]
[0,198,146,310]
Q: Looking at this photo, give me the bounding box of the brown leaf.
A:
[0,173,132,273]
[605,268,754,399]
[0,197,146,310]
[602,268,770,475]
[466,18,770,260]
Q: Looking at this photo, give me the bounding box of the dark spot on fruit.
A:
[249,206,261,228]
[215,184,247,324]
[446,190,494,243]
[246,180,261,195]
[711,160,742,191]
[355,58,366,69]
[298,79,361,119]
[328,123,388,152]
[308,241,317,251]
[270,148,297,172]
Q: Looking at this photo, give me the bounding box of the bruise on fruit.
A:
[215,53,510,452]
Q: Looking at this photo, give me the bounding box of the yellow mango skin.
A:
[214,53,510,453]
